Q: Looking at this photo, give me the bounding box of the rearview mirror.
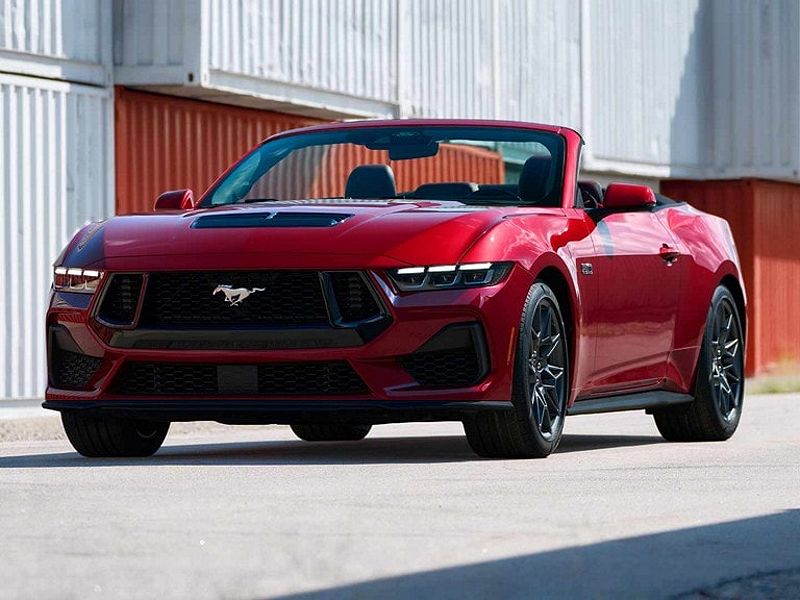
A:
[154,189,196,211]
[602,183,656,210]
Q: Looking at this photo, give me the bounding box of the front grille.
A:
[139,271,329,328]
[328,272,382,323]
[50,344,102,390]
[112,361,367,396]
[399,323,488,389]
[97,274,144,325]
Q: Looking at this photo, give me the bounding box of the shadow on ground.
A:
[271,510,800,600]
[0,432,664,468]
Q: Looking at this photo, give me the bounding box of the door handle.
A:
[660,244,680,264]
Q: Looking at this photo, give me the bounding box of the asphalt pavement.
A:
[1,394,798,599]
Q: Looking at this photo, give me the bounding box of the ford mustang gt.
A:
[45,119,746,458]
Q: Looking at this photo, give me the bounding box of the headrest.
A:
[518,155,554,204]
[412,182,478,199]
[345,164,396,199]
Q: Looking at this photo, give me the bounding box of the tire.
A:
[290,423,372,442]
[61,412,169,457]
[464,282,569,458]
[653,285,744,442]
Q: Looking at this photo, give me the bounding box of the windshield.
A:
[202,125,565,208]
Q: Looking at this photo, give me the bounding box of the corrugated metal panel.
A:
[750,180,800,372]
[0,73,114,399]
[112,0,187,70]
[709,1,800,180]
[661,178,800,375]
[586,0,708,174]
[207,0,397,104]
[496,0,581,126]
[115,87,322,214]
[0,0,111,85]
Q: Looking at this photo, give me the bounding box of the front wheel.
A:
[464,282,569,458]
[653,285,744,441]
[62,412,169,457]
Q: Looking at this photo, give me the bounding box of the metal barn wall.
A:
[115,87,322,214]
[0,0,112,85]
[661,179,800,375]
[0,73,114,399]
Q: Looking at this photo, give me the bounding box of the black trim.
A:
[42,399,514,425]
[399,322,490,389]
[192,212,352,229]
[567,391,693,416]
[107,327,365,350]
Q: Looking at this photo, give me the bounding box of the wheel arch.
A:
[533,264,579,398]
[720,273,747,346]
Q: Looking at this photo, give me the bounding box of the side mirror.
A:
[154,189,196,211]
[602,183,656,210]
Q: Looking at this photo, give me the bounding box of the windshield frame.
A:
[198,121,575,209]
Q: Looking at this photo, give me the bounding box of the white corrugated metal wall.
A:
[112,0,800,181]
[0,0,113,399]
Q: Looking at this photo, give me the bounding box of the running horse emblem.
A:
[212,284,266,306]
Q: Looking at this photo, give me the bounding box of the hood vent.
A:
[192,212,352,229]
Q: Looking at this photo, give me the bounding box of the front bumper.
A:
[45,265,533,417]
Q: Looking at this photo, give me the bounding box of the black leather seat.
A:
[518,155,555,205]
[345,164,397,199]
[578,180,604,208]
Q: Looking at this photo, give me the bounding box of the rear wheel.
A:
[464,282,569,458]
[290,424,372,442]
[62,412,169,457]
[653,285,744,441]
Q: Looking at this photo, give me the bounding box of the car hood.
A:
[85,200,513,268]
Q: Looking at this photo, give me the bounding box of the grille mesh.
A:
[139,271,328,327]
[97,274,143,325]
[113,361,367,396]
[50,346,102,390]
[400,347,481,388]
[329,272,382,322]
[399,324,486,389]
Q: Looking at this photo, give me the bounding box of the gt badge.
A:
[213,284,266,306]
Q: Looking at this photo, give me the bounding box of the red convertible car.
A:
[45,120,746,459]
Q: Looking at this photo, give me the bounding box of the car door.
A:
[582,207,683,395]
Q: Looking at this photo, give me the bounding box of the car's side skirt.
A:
[567,391,694,416]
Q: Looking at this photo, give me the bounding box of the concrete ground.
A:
[0,394,798,600]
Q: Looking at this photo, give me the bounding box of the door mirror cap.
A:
[154,189,196,211]
[602,183,656,210]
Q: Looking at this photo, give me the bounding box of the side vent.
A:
[96,274,144,326]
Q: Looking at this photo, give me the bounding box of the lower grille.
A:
[50,345,103,390]
[399,323,488,389]
[112,361,367,396]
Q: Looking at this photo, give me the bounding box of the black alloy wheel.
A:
[653,285,745,441]
[464,282,569,458]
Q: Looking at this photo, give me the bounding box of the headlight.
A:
[387,262,513,291]
[53,266,104,293]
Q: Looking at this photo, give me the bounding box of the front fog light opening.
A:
[388,262,512,291]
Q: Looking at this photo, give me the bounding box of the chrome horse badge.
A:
[213,284,266,306]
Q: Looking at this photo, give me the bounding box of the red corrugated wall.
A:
[115,87,504,213]
[661,178,800,374]
[115,87,323,214]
